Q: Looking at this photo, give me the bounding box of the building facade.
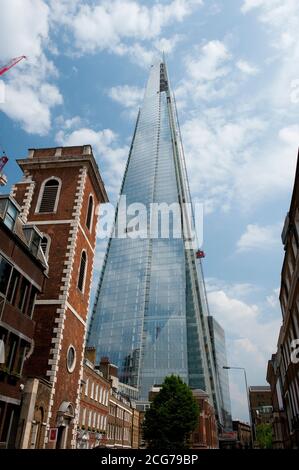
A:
[232,420,251,449]
[98,356,139,449]
[88,60,222,422]
[249,385,273,444]
[107,388,134,448]
[266,151,299,449]
[190,389,219,449]
[76,355,110,449]
[9,145,108,448]
[208,316,232,431]
[0,196,47,448]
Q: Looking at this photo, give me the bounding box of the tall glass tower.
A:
[208,317,232,430]
[88,61,222,420]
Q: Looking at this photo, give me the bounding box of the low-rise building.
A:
[267,355,290,448]
[76,351,110,449]
[190,389,219,449]
[232,420,251,449]
[249,385,273,444]
[107,388,133,448]
[78,354,140,448]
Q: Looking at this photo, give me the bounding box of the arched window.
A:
[40,235,51,260]
[78,251,87,293]
[86,195,94,231]
[37,178,61,213]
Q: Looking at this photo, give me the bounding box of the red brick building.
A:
[76,353,110,449]
[10,145,108,448]
[232,420,251,449]
[0,195,47,448]
[190,389,219,449]
[249,385,273,444]
[266,151,299,449]
[98,356,139,448]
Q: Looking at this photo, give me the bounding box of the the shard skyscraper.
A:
[88,61,222,422]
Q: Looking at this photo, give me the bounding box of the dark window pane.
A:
[40,237,48,257]
[0,257,12,296]
[18,278,30,313]
[86,196,93,230]
[26,286,37,317]
[30,232,41,257]
[78,252,87,292]
[4,202,18,230]
[7,269,20,304]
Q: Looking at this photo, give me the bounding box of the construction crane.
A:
[0,56,26,184]
[0,56,26,77]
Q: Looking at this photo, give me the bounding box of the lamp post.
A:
[223,366,254,448]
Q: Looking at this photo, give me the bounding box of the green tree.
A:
[143,375,199,449]
[255,423,273,449]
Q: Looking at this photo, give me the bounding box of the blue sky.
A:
[1,0,299,422]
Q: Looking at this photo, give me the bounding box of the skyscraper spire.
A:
[88,62,223,423]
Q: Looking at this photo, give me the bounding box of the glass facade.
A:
[88,62,222,419]
[208,316,233,430]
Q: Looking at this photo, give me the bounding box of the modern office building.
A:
[88,61,222,421]
[208,316,232,430]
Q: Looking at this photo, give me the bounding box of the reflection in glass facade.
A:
[208,316,233,430]
[88,62,222,419]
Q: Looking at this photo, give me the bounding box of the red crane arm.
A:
[0,56,27,77]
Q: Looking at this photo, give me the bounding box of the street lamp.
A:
[223,366,254,448]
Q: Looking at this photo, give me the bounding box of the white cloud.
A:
[206,278,260,300]
[0,0,49,59]
[266,287,280,308]
[180,103,298,212]
[154,34,183,54]
[208,286,280,362]
[236,223,281,253]
[56,126,129,200]
[175,40,236,107]
[241,0,265,14]
[236,59,259,75]
[278,124,299,146]
[0,0,62,135]
[241,0,299,108]
[57,115,82,130]
[181,109,266,211]
[108,85,144,109]
[186,40,231,82]
[208,279,282,420]
[53,0,202,62]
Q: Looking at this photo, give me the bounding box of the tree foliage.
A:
[143,375,199,449]
[255,423,273,449]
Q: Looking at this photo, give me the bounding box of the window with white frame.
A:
[85,379,89,396]
[40,235,51,260]
[37,178,61,213]
[82,408,86,426]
